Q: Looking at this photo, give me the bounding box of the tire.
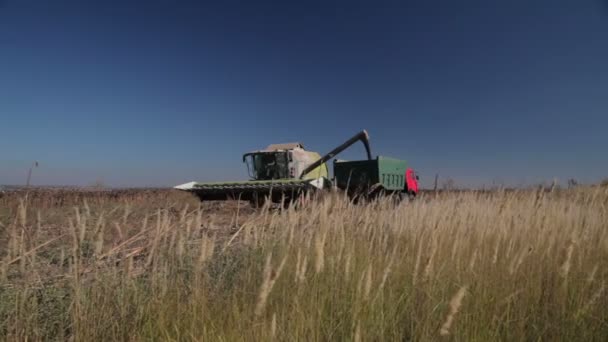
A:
[408,191,417,200]
[249,193,266,208]
[398,191,416,203]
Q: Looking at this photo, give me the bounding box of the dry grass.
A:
[0,187,607,340]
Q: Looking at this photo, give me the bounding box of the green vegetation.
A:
[0,188,607,340]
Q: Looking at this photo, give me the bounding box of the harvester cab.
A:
[242,142,328,181]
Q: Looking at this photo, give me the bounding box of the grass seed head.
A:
[440,286,468,336]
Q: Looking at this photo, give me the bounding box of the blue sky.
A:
[1,0,607,188]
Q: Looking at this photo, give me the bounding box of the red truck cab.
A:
[405,168,419,197]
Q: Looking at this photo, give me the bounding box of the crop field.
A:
[0,187,607,341]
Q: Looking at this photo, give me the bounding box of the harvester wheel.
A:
[249,193,266,208]
[281,191,309,210]
[294,191,313,209]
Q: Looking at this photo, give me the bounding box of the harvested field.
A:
[0,188,607,340]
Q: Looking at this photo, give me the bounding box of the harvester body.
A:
[242,143,328,181]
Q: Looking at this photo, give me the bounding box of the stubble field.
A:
[0,187,607,341]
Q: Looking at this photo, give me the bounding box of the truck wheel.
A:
[398,191,416,202]
[398,192,408,203]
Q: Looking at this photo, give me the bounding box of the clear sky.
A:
[1,0,607,188]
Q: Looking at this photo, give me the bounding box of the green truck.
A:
[175,130,418,206]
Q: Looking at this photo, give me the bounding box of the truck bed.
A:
[333,156,408,192]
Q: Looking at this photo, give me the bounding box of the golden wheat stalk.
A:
[560,241,575,279]
[315,230,327,274]
[270,312,277,339]
[440,286,468,336]
[363,263,373,301]
[575,281,605,319]
[255,253,288,317]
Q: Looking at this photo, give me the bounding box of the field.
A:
[1,188,607,341]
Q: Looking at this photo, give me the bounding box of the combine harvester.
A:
[175,130,418,206]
